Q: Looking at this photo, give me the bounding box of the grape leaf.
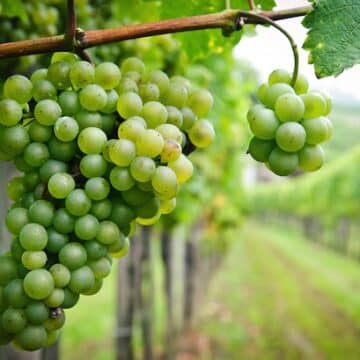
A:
[0,0,27,21]
[303,0,360,77]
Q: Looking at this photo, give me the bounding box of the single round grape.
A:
[19,223,48,251]
[276,122,306,152]
[299,144,325,172]
[48,137,77,162]
[30,69,48,84]
[39,159,68,183]
[248,137,276,163]
[141,101,168,128]
[46,228,69,253]
[117,92,143,119]
[189,89,213,117]
[54,116,79,142]
[49,263,71,288]
[275,93,305,122]
[25,302,49,325]
[6,208,29,235]
[168,154,193,183]
[247,106,279,140]
[79,84,108,111]
[152,166,178,200]
[264,83,294,109]
[85,241,107,261]
[53,208,75,234]
[6,176,26,201]
[29,121,53,143]
[0,99,23,126]
[122,187,153,206]
[95,62,121,89]
[2,308,27,333]
[21,251,47,270]
[188,119,215,148]
[0,256,18,286]
[74,214,100,241]
[139,83,160,102]
[84,177,110,201]
[302,117,329,144]
[48,172,75,199]
[137,211,161,226]
[14,325,47,351]
[117,117,146,141]
[80,154,108,178]
[323,117,333,141]
[257,83,268,104]
[65,189,92,217]
[121,57,145,75]
[317,91,332,116]
[147,70,170,95]
[47,61,71,90]
[51,52,78,64]
[44,288,64,308]
[110,202,136,230]
[160,198,176,214]
[293,73,309,94]
[24,142,50,168]
[110,237,130,258]
[117,77,138,93]
[78,127,107,154]
[3,278,30,308]
[61,288,79,309]
[129,157,155,182]
[69,61,95,89]
[102,90,119,114]
[90,199,112,220]
[34,99,62,126]
[301,92,327,119]
[101,113,116,135]
[96,221,120,245]
[32,80,57,102]
[156,123,182,143]
[0,125,30,155]
[136,197,160,220]
[108,139,136,167]
[24,171,40,191]
[163,83,188,108]
[268,148,299,176]
[167,106,183,128]
[4,75,33,104]
[109,167,135,191]
[161,139,182,163]
[136,129,164,157]
[268,69,291,85]
[68,266,95,294]
[23,269,54,300]
[29,200,55,227]
[59,242,87,270]
[58,91,81,116]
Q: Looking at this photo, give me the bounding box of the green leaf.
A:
[0,0,27,21]
[303,0,360,77]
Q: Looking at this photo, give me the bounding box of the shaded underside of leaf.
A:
[303,0,360,78]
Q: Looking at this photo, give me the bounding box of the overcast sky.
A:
[234,0,360,102]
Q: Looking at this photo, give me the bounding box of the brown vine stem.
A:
[248,0,256,10]
[0,6,311,59]
[65,0,76,47]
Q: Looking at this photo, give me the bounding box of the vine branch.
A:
[248,0,256,10]
[0,6,311,59]
[65,0,76,47]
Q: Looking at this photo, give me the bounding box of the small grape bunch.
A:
[247,69,332,176]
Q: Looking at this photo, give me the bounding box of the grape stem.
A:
[65,0,76,48]
[238,12,299,85]
[248,0,256,10]
[225,0,231,10]
[0,6,310,59]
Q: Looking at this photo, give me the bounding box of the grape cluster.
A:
[0,53,214,350]
[247,69,333,176]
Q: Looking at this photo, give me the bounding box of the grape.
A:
[48,173,75,199]
[163,83,188,108]
[117,117,146,141]
[2,308,27,333]
[268,148,299,176]
[32,80,57,102]
[168,154,193,183]
[53,208,75,234]
[268,69,291,85]
[69,61,95,89]
[0,99,23,126]
[293,73,309,94]
[152,166,178,200]
[74,214,100,241]
[85,177,110,201]
[61,288,79,309]
[78,127,107,154]
[95,62,121,90]
[130,157,156,182]
[0,257,18,286]
[0,125,30,155]
[318,91,332,115]
[3,279,30,308]
[264,83,294,109]
[24,142,50,168]
[117,77,138,94]
[58,91,81,116]
[39,160,68,183]
[275,93,304,122]
[34,99,62,126]
[49,264,71,288]
[189,89,213,117]
[248,137,275,163]
[141,101,168,128]
[96,221,121,245]
[147,70,170,95]
[88,258,111,279]
[188,119,215,148]
[122,187,153,206]
[80,154,108,178]
[101,113,116,134]
[136,129,164,158]
[109,167,135,191]
[301,92,327,119]
[14,326,47,351]
[117,92,143,119]
[139,83,160,102]
[54,116,79,142]
[108,139,136,167]
[257,83,268,104]
[161,139,182,163]
[21,251,47,270]
[121,57,145,75]
[156,124,182,144]
[85,241,108,261]
[299,144,325,172]
[167,106,183,128]
[19,223,48,251]
[29,200,55,227]
[48,137,77,162]
[136,198,160,219]
[302,117,329,144]
[160,198,176,214]
[276,122,306,152]
[25,302,49,325]
[4,75,33,104]
[102,90,119,114]
[68,266,95,294]
[29,121,53,143]
[79,84,108,111]
[23,269,54,300]
[75,111,102,130]
[59,243,87,270]
[47,61,71,90]
[6,208,29,235]
[65,189,92,217]
[46,229,69,253]
[44,288,64,308]
[30,69,48,84]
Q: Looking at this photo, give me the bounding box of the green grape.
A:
[318,91,332,115]
[188,119,215,148]
[80,154,108,178]
[48,173,75,199]
[323,117,333,140]
[121,57,145,75]
[0,99,23,126]
[268,69,291,85]
[0,256,18,286]
[156,123,182,143]
[85,177,110,201]
[122,187,153,206]
[23,269,54,300]
[44,288,64,308]
[189,89,213,117]
[147,70,169,95]
[75,111,102,130]
[51,52,78,64]
[301,92,327,119]
[48,137,77,162]
[61,288,79,309]
[110,237,130,258]
[54,116,79,142]
[68,266,95,294]
[85,241,107,261]
[248,137,275,163]
[30,69,48,84]
[108,139,136,167]
[24,142,50,168]
[110,202,136,229]
[275,93,304,122]
[25,302,49,325]
[141,101,168,128]
[109,167,135,191]
[101,113,116,134]
[136,197,160,220]
[117,117,146,141]
[39,159,68,183]
[34,99,62,126]
[46,228,69,254]
[24,172,40,191]
[14,325,47,351]
[21,251,47,270]
[293,73,309,94]
[47,61,71,90]
[139,83,160,102]
[53,208,75,234]
[49,264,71,288]
[15,156,33,172]
[29,200,55,227]
[19,223,48,251]
[79,84,108,111]
[3,279,30,308]
[1,308,27,333]
[117,92,143,119]
[7,177,26,201]
[74,214,100,241]
[299,144,325,172]
[69,61,95,89]
[160,139,182,163]
[163,83,188,108]
[4,75,33,104]
[102,90,119,114]
[152,166,178,200]
[0,125,30,155]
[59,242,87,270]
[136,129,164,157]
[95,62,121,90]
[264,83,294,109]
[90,199,112,220]
[65,189,92,217]
[302,117,329,144]
[167,106,183,128]
[117,77,138,94]
[275,122,306,152]
[247,106,279,140]
[268,147,299,176]
[96,221,120,245]
[168,154,193,183]
[29,121,53,143]
[123,71,141,83]
[6,208,29,235]
[10,239,24,263]
[129,157,155,182]
[88,258,111,280]
[137,211,161,226]
[78,127,107,154]
[160,198,176,214]
[58,91,81,116]
[32,80,57,101]
[257,83,268,104]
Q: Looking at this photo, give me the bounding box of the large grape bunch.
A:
[0,53,215,350]
[247,69,333,176]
